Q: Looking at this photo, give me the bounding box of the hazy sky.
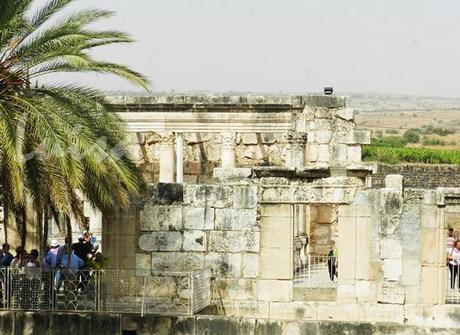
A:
[42,0,460,96]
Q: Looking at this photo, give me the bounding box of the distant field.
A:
[355,109,460,150]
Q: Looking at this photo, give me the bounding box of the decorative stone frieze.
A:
[260,177,290,186]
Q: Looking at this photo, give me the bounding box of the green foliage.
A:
[422,125,455,136]
[371,136,408,147]
[0,0,150,232]
[403,129,420,143]
[422,137,446,146]
[363,146,460,164]
[385,129,399,134]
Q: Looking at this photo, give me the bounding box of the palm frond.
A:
[29,0,73,28]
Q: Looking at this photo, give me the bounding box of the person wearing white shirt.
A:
[447,228,455,253]
[448,240,460,289]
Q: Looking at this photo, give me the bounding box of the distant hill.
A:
[346,93,460,112]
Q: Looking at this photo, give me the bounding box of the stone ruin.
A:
[99,95,460,329]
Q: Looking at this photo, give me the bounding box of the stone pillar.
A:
[297,204,308,264]
[221,132,237,168]
[286,132,308,169]
[298,204,305,236]
[305,206,313,255]
[176,132,184,183]
[158,132,175,183]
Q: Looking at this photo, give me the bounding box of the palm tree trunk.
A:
[20,205,26,248]
[42,204,49,255]
[65,215,72,247]
[37,207,43,257]
[3,199,8,244]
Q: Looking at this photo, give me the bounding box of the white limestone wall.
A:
[137,183,261,304]
[119,97,370,183]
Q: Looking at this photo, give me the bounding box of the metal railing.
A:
[446,263,460,304]
[0,267,212,315]
[293,255,338,288]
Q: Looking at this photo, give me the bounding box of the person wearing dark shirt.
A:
[0,243,13,307]
[72,237,93,266]
[0,243,14,267]
[72,235,93,291]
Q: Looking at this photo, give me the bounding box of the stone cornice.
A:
[110,95,347,133]
[118,111,294,133]
[107,95,346,109]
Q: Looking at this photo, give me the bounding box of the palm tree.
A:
[0,0,149,248]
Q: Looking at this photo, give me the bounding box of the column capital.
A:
[221,132,237,149]
[158,132,176,148]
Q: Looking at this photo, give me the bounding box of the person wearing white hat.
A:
[43,240,60,269]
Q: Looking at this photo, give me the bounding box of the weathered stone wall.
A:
[114,95,371,183]
[136,182,260,304]
[2,312,460,335]
[335,175,444,307]
[372,164,460,189]
[101,95,460,327]
[104,170,460,326]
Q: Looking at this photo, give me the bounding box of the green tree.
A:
[0,0,149,246]
[403,129,420,144]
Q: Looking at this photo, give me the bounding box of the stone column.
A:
[297,204,308,264]
[286,132,308,169]
[176,132,184,183]
[298,204,306,236]
[221,132,237,168]
[158,132,175,183]
[306,206,313,255]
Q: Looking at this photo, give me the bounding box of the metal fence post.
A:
[5,268,9,310]
[96,271,101,312]
[51,269,55,312]
[190,273,194,315]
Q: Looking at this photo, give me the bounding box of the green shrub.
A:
[403,129,420,143]
[385,129,399,134]
[363,146,460,164]
[421,137,446,146]
[422,125,455,136]
[371,136,408,147]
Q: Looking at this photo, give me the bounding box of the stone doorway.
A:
[293,204,338,301]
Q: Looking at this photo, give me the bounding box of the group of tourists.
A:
[0,231,109,305]
[447,228,460,289]
[0,244,40,269]
[0,232,107,273]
